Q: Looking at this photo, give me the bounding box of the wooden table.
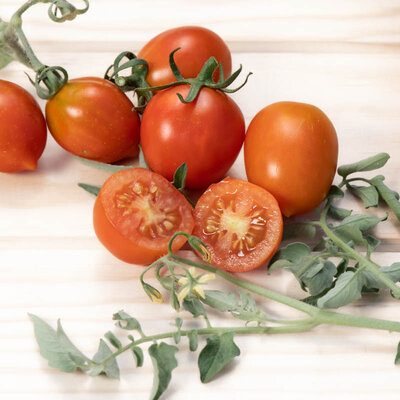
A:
[1,1,400,398]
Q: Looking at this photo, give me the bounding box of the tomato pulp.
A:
[138,26,231,86]
[244,101,338,217]
[93,168,194,265]
[193,178,283,272]
[0,80,47,172]
[46,77,140,163]
[141,85,245,189]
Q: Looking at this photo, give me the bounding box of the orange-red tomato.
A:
[193,178,283,272]
[93,168,194,265]
[244,102,338,217]
[46,77,140,163]
[141,85,245,189]
[0,80,47,172]
[137,26,232,86]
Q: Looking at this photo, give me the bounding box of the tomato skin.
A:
[46,77,140,163]
[244,102,338,217]
[137,26,231,86]
[93,168,194,265]
[193,178,283,272]
[0,80,47,172]
[141,85,245,189]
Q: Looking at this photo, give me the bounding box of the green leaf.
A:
[338,153,390,178]
[349,185,379,208]
[327,185,344,199]
[328,205,352,220]
[302,285,333,306]
[148,342,178,400]
[104,331,122,349]
[183,297,206,318]
[365,235,381,252]
[88,364,104,376]
[74,155,133,173]
[202,290,238,312]
[317,271,363,309]
[172,163,187,191]
[92,339,120,379]
[370,175,400,221]
[282,223,316,240]
[170,290,180,312]
[139,144,151,170]
[188,330,198,351]
[301,260,337,296]
[29,314,90,373]
[132,346,144,367]
[395,342,400,365]
[113,310,142,331]
[362,263,400,289]
[78,183,101,196]
[269,242,311,271]
[198,332,240,383]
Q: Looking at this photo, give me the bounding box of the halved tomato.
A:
[193,178,283,272]
[93,168,194,265]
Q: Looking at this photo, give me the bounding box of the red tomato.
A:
[137,26,231,86]
[46,77,140,163]
[193,178,283,272]
[244,102,338,217]
[93,168,194,265]
[0,80,47,172]
[140,85,245,189]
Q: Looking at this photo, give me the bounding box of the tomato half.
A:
[141,85,245,189]
[93,168,194,265]
[244,102,338,217]
[0,80,47,172]
[193,178,283,272]
[137,26,231,86]
[46,77,140,163]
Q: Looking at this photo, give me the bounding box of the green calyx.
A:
[0,0,89,99]
[106,48,252,108]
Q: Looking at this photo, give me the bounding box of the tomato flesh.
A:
[193,178,283,272]
[93,168,194,265]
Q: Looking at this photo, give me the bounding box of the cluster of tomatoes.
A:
[0,26,338,272]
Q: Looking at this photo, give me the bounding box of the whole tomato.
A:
[244,101,338,217]
[140,85,245,189]
[137,26,231,86]
[46,77,140,163]
[0,80,47,173]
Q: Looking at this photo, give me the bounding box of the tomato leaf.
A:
[29,314,91,373]
[188,330,198,352]
[370,175,400,221]
[282,222,316,240]
[132,346,144,367]
[113,310,142,331]
[198,332,240,383]
[74,155,133,172]
[202,290,238,312]
[328,205,352,220]
[78,183,101,196]
[348,185,379,208]
[269,242,311,272]
[172,163,188,191]
[395,342,400,365]
[338,153,390,178]
[183,297,206,318]
[139,144,151,170]
[148,342,178,400]
[362,263,400,290]
[300,260,337,296]
[104,331,122,349]
[317,271,363,309]
[92,339,120,379]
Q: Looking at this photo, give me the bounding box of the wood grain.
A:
[1,1,400,399]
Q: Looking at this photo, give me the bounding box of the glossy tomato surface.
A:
[244,102,338,217]
[193,178,283,272]
[138,26,231,86]
[93,168,194,265]
[141,85,245,189]
[0,80,47,172]
[46,77,140,163]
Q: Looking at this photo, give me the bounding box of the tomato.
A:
[93,168,194,265]
[46,77,140,163]
[137,26,231,86]
[141,85,245,189]
[244,102,338,217]
[0,80,47,172]
[193,178,283,272]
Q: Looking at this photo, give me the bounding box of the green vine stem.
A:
[0,0,89,98]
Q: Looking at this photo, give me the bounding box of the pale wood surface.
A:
[1,1,400,399]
